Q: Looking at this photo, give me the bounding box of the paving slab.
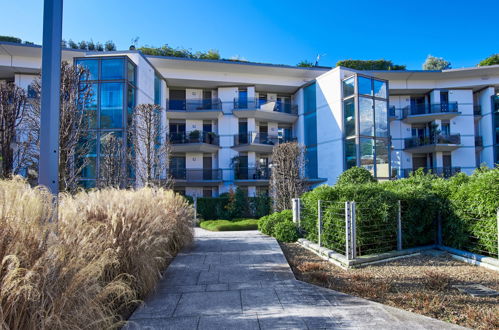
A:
[126,229,465,329]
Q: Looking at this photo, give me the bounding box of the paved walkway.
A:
[126,229,463,329]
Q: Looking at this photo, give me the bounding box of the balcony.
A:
[404,134,461,153]
[170,131,220,153]
[166,98,223,120]
[388,106,398,121]
[169,169,223,187]
[234,167,270,186]
[232,98,298,124]
[401,102,460,124]
[232,132,295,153]
[402,167,461,179]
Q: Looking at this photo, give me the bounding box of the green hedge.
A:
[258,210,295,239]
[195,193,271,220]
[200,219,259,231]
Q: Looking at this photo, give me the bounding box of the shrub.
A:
[196,192,271,220]
[258,209,293,236]
[273,221,299,242]
[200,219,259,231]
[0,177,194,329]
[336,167,376,186]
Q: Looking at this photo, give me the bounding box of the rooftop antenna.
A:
[130,36,139,50]
[315,53,326,66]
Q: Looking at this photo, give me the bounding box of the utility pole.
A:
[39,0,63,198]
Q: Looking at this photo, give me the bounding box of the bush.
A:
[336,167,376,185]
[258,209,293,236]
[0,177,194,329]
[200,219,259,231]
[196,192,271,220]
[273,221,299,242]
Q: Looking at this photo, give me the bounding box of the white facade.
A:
[1,41,498,195]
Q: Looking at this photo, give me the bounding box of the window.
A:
[343,77,355,97]
[359,97,374,136]
[154,74,161,105]
[169,90,186,110]
[81,83,98,128]
[100,82,124,129]
[360,138,375,175]
[375,100,388,137]
[375,139,389,178]
[203,188,212,198]
[344,98,355,137]
[344,138,356,170]
[127,61,136,85]
[101,58,124,80]
[76,59,98,80]
[358,76,372,96]
[373,80,387,99]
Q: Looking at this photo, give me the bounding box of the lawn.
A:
[200,219,259,231]
[280,242,499,330]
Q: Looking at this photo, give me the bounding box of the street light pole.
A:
[39,0,63,198]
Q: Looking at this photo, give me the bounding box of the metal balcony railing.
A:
[404,134,461,149]
[402,167,461,178]
[166,98,222,111]
[233,132,296,146]
[234,167,271,180]
[169,131,219,145]
[169,169,222,181]
[233,97,298,114]
[402,102,459,118]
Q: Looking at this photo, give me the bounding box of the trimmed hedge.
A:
[200,219,259,231]
[258,209,293,238]
[273,221,299,242]
[195,193,271,220]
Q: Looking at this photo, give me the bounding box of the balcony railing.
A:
[402,102,458,118]
[233,132,296,146]
[404,134,461,149]
[234,167,271,180]
[388,106,396,118]
[169,131,219,145]
[402,167,461,179]
[233,97,298,114]
[475,136,483,147]
[169,169,222,181]
[166,98,222,111]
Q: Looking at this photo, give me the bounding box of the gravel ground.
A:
[280,242,499,330]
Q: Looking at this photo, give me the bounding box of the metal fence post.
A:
[397,200,402,251]
[292,198,301,228]
[317,200,322,247]
[194,196,198,223]
[351,201,357,259]
[345,201,352,260]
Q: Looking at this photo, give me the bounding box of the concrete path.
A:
[126,229,463,329]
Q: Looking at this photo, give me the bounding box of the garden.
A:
[0,178,195,329]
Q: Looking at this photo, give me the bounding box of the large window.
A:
[74,56,136,186]
[341,75,390,179]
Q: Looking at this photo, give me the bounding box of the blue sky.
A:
[1,0,498,69]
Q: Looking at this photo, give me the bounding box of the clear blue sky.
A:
[1,0,498,69]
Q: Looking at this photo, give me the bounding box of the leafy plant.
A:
[478,54,499,66]
[258,209,293,236]
[188,129,201,141]
[336,59,406,70]
[336,167,376,185]
[423,55,451,70]
[273,221,299,242]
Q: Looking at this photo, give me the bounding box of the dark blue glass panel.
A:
[101,58,124,80]
[100,82,123,128]
[76,59,98,80]
[358,76,373,96]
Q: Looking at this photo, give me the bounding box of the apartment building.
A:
[1,41,498,197]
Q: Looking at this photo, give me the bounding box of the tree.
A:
[336,167,376,185]
[129,104,172,187]
[297,60,314,67]
[78,40,88,50]
[98,132,127,188]
[336,59,406,70]
[0,35,22,43]
[26,62,94,192]
[105,40,116,51]
[198,49,221,60]
[478,54,499,67]
[68,39,78,49]
[0,82,27,178]
[87,40,96,51]
[423,55,451,70]
[270,142,307,211]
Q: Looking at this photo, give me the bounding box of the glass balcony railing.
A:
[169,131,219,145]
[402,102,458,118]
[166,98,222,111]
[233,132,296,146]
[168,169,222,181]
[388,106,397,118]
[234,167,271,180]
[233,97,298,114]
[404,134,461,149]
[402,167,461,178]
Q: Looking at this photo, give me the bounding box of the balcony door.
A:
[410,96,426,115]
[239,121,248,144]
[171,156,186,180]
[169,122,186,143]
[169,90,186,110]
[259,125,268,144]
[237,156,248,180]
[440,91,449,112]
[202,90,212,110]
[203,156,212,180]
[238,89,248,108]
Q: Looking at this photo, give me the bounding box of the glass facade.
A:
[494,95,499,164]
[75,56,136,186]
[304,83,318,179]
[342,74,390,179]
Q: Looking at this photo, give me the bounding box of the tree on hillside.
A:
[423,55,451,70]
[0,82,27,178]
[26,62,94,192]
[129,103,172,188]
[478,54,499,66]
[270,142,307,212]
[336,59,406,70]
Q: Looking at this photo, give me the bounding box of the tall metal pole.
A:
[39,0,63,196]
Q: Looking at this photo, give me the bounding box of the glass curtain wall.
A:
[342,74,390,179]
[75,56,137,187]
